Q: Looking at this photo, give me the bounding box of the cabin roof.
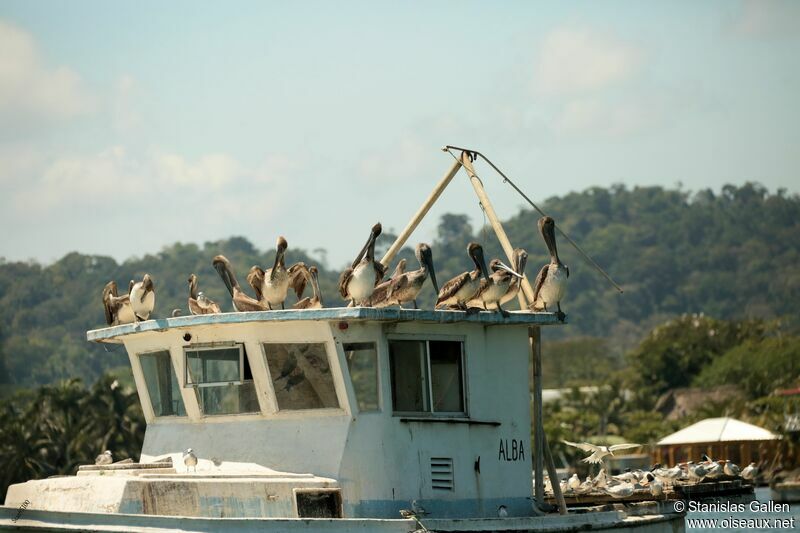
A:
[87,307,564,343]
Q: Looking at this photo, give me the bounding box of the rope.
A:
[443,146,624,293]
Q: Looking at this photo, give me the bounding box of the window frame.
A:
[261,340,342,412]
[387,334,468,417]
[137,347,187,419]
[184,343,245,388]
[342,341,382,413]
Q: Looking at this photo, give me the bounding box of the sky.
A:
[1,1,799,267]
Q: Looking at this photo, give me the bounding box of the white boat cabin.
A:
[8,308,562,521]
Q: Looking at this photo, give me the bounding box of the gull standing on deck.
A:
[102,281,136,326]
[291,264,324,310]
[563,441,642,464]
[183,448,198,473]
[212,255,266,312]
[129,274,155,321]
[530,216,569,321]
[338,223,385,306]
[471,258,523,317]
[187,274,221,315]
[372,243,439,309]
[436,242,491,311]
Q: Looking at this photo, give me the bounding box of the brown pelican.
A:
[259,236,292,310]
[435,242,490,311]
[338,223,386,306]
[471,258,523,317]
[130,274,155,321]
[529,216,569,321]
[369,257,410,308]
[187,274,221,315]
[373,243,439,309]
[102,281,136,326]
[292,265,323,310]
[389,258,407,280]
[499,248,528,307]
[212,255,267,312]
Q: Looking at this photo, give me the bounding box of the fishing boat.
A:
[0,149,685,532]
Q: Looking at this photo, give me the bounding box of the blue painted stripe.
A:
[87,307,564,342]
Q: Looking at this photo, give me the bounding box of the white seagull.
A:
[563,441,642,464]
[723,460,741,477]
[183,448,198,472]
[95,450,113,465]
[604,482,635,498]
[741,462,758,481]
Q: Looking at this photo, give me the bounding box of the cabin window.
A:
[343,342,379,412]
[184,345,259,416]
[263,343,340,410]
[139,350,186,417]
[389,339,465,415]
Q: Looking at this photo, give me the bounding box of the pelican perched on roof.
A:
[129,274,155,321]
[102,280,136,326]
[368,258,408,307]
[187,274,221,315]
[563,440,642,464]
[291,264,323,310]
[530,216,569,321]
[436,242,490,311]
[338,222,386,306]
[470,258,523,317]
[212,255,266,312]
[256,236,293,310]
[372,243,439,309]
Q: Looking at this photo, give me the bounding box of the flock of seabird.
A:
[102,215,569,326]
[551,444,760,500]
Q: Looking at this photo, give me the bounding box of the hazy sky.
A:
[1,1,798,267]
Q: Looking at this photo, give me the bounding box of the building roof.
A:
[657,417,779,445]
[87,307,564,343]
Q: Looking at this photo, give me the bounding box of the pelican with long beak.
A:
[373,243,439,309]
[436,242,491,311]
[187,274,221,315]
[338,223,386,306]
[293,265,323,310]
[258,236,292,310]
[471,258,524,317]
[129,274,155,321]
[530,216,569,321]
[212,255,266,312]
[102,280,136,326]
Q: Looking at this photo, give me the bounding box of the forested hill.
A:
[1,182,798,388]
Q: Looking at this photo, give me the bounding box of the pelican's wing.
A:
[529,264,549,308]
[246,266,265,301]
[563,440,603,453]
[390,259,407,280]
[369,279,393,306]
[338,268,353,299]
[609,443,642,452]
[472,277,490,300]
[387,274,409,299]
[436,272,470,306]
[288,262,310,299]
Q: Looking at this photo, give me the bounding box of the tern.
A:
[563,440,642,464]
[723,460,741,477]
[741,462,758,481]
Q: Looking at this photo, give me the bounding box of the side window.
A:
[263,343,340,410]
[184,345,259,416]
[343,342,379,412]
[389,339,465,415]
[139,350,186,417]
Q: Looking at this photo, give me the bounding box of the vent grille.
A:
[430,457,454,491]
